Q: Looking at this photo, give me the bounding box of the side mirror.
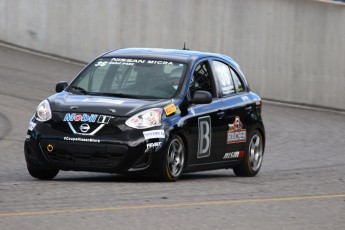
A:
[55,81,68,93]
[192,90,212,104]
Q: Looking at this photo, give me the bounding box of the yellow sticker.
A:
[164,104,177,116]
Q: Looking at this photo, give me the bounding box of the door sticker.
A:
[198,116,211,158]
[227,116,246,144]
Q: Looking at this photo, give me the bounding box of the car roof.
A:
[102,48,236,65]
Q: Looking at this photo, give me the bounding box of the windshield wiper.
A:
[70,86,89,95]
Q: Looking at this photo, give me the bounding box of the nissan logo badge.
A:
[80,123,90,133]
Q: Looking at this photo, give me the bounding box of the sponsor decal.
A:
[223,150,245,159]
[63,113,98,122]
[198,116,211,158]
[143,130,165,140]
[147,60,173,65]
[95,61,108,67]
[97,115,113,124]
[227,116,246,144]
[63,113,113,124]
[64,136,100,143]
[28,121,36,131]
[146,142,162,149]
[63,114,113,135]
[164,104,177,116]
[109,58,173,66]
[110,58,146,65]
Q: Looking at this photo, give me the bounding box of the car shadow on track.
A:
[53,171,235,183]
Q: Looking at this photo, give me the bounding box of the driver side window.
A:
[189,61,214,97]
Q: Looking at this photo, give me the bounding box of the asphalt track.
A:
[0,43,344,230]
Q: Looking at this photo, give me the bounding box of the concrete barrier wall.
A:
[1,0,344,110]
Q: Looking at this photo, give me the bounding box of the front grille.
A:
[51,121,72,134]
[50,121,121,135]
[97,124,122,135]
[47,151,123,167]
[40,141,127,168]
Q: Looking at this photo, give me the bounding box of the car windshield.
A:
[68,57,187,99]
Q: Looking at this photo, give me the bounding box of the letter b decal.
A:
[198,116,211,158]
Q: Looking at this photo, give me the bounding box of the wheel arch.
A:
[248,123,266,153]
[168,127,189,170]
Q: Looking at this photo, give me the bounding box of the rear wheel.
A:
[27,167,59,180]
[233,130,264,177]
[160,136,185,182]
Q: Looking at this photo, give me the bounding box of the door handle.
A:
[217,111,225,119]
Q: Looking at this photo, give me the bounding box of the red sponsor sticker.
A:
[227,116,246,144]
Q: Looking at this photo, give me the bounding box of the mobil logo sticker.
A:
[63,113,98,122]
[63,113,113,124]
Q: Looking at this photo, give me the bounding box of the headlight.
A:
[36,99,52,122]
[125,108,162,129]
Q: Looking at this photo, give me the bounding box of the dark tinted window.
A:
[189,61,214,96]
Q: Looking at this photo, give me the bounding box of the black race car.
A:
[24,48,265,181]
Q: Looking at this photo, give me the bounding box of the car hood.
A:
[48,92,172,117]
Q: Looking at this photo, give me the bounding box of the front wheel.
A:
[27,166,59,180]
[160,136,185,182]
[233,130,264,177]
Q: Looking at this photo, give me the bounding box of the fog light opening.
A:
[47,144,54,152]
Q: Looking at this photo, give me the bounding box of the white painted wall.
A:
[1,0,344,109]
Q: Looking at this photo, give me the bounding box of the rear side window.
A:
[213,61,246,96]
[212,61,235,95]
[230,68,245,93]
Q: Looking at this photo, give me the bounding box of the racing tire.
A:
[233,129,264,177]
[160,135,185,182]
[27,166,59,180]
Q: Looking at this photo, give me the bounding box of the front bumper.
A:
[24,117,168,174]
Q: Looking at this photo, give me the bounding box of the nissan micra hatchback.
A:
[25,48,265,181]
